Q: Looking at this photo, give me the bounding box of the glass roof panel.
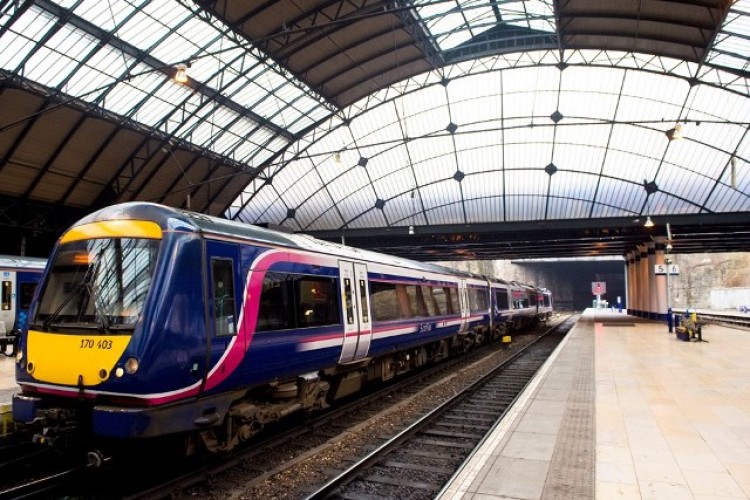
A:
[416,0,555,51]
[548,197,593,220]
[706,0,750,73]
[465,196,504,223]
[70,1,132,32]
[1,0,330,176]
[462,170,502,199]
[455,139,503,174]
[550,171,597,202]
[329,168,371,204]
[300,191,344,230]
[116,5,177,48]
[374,166,415,202]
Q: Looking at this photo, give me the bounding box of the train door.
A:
[0,271,15,335]
[458,279,469,333]
[338,261,372,363]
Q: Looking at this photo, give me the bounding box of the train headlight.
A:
[115,367,124,378]
[124,357,139,375]
[15,351,23,364]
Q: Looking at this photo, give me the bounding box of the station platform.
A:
[0,353,15,405]
[439,309,750,499]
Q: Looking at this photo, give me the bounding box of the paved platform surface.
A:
[439,309,750,499]
[0,353,16,404]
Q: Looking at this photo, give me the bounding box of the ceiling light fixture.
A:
[644,216,654,228]
[665,123,683,141]
[174,63,190,84]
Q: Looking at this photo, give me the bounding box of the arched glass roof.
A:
[228,49,750,232]
[1,0,334,167]
[1,0,750,259]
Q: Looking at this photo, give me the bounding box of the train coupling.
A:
[30,408,80,449]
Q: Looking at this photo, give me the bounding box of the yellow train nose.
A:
[26,330,132,386]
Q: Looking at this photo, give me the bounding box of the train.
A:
[0,255,46,356]
[12,202,552,455]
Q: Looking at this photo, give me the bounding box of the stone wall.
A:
[668,253,750,309]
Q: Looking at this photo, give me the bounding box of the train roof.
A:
[0,254,47,270]
[74,203,476,279]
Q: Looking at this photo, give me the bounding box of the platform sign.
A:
[654,264,679,275]
[591,282,606,295]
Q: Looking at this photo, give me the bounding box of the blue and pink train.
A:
[12,202,552,453]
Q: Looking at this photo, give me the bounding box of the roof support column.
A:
[654,238,668,321]
[648,241,658,320]
[638,244,649,318]
[625,251,635,315]
[631,249,641,316]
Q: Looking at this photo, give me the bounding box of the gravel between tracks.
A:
[184,321,563,500]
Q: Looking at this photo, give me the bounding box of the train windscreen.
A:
[31,238,159,332]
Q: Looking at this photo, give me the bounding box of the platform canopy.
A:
[1,0,749,259]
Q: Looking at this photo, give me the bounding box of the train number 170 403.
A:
[79,339,113,350]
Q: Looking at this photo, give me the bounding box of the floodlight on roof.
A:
[174,64,189,84]
[665,123,683,141]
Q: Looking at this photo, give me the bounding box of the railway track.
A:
[124,324,557,499]
[304,317,575,499]
[0,316,574,499]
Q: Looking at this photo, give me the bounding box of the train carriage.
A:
[0,255,46,354]
[13,202,551,454]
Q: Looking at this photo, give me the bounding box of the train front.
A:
[11,204,206,450]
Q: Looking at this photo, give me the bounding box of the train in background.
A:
[0,255,46,355]
[12,203,552,455]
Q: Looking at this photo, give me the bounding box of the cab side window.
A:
[211,259,236,336]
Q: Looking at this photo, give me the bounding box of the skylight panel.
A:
[707,0,750,73]
[0,9,56,73]
[23,46,79,88]
[72,1,134,32]
[416,0,555,51]
[116,7,175,48]
[0,0,334,173]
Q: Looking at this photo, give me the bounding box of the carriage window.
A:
[432,287,447,315]
[298,276,339,328]
[1,281,10,311]
[258,272,294,331]
[421,286,438,316]
[369,281,402,321]
[359,279,369,323]
[446,287,460,314]
[19,283,37,310]
[495,289,509,309]
[468,287,488,313]
[343,278,354,325]
[212,259,236,337]
[405,285,428,317]
[257,273,340,331]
